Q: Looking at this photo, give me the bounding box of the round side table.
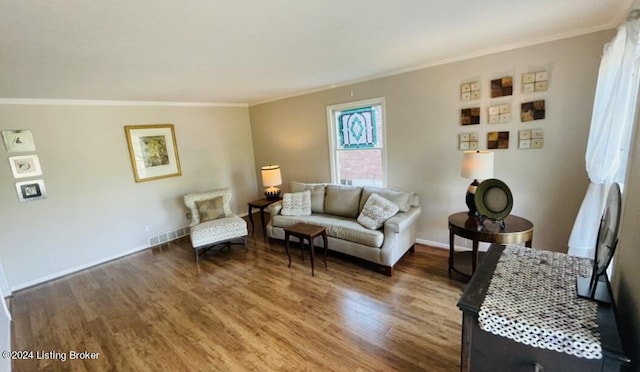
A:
[448,212,533,279]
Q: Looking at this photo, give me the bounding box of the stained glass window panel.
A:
[337,107,378,149]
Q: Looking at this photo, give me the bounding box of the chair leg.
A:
[194,247,200,262]
[242,236,247,249]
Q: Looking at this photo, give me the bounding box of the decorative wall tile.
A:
[521,100,545,122]
[488,103,512,124]
[487,131,510,149]
[522,70,549,93]
[461,107,480,125]
[519,128,544,149]
[491,76,513,98]
[461,81,481,101]
[459,132,479,150]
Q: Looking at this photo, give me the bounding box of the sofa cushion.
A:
[195,196,226,222]
[290,181,326,213]
[272,213,384,248]
[357,193,399,230]
[359,186,414,213]
[281,190,312,216]
[324,185,362,218]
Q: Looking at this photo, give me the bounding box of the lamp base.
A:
[465,179,480,216]
[265,187,281,201]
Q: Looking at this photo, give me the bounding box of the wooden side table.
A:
[247,197,281,240]
[283,223,328,276]
[448,212,533,279]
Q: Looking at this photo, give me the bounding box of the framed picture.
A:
[8,154,42,178]
[124,124,182,183]
[1,129,36,153]
[15,179,47,202]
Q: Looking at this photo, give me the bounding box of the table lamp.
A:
[261,165,282,200]
[461,150,494,215]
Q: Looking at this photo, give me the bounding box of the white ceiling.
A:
[0,0,633,105]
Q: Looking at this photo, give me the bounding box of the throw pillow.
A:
[324,185,362,218]
[359,186,413,213]
[357,193,399,230]
[290,181,326,213]
[280,190,312,216]
[196,196,226,222]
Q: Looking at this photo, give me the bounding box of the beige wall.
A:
[250,31,614,252]
[0,103,258,289]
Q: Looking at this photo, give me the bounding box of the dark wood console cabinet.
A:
[457,244,629,372]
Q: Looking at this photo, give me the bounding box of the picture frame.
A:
[124,124,182,183]
[1,129,36,153]
[8,154,42,178]
[15,179,47,202]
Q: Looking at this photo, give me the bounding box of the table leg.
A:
[284,231,292,268]
[472,239,479,275]
[248,204,255,236]
[259,208,267,241]
[322,232,328,269]
[299,237,304,261]
[309,237,315,276]
[448,229,455,277]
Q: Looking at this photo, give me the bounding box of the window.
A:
[327,98,386,187]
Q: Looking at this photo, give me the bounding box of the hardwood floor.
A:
[11,228,467,371]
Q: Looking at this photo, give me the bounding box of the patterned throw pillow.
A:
[281,190,312,216]
[357,193,399,230]
[196,196,226,222]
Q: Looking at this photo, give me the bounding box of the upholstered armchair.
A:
[183,187,248,261]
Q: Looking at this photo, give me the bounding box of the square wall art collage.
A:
[1,129,47,202]
[458,70,548,151]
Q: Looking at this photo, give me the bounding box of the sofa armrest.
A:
[384,206,421,234]
[267,201,283,216]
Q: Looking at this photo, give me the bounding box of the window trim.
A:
[326,97,387,187]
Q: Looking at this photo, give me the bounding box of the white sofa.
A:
[266,182,421,276]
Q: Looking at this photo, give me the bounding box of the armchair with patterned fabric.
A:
[183,187,248,261]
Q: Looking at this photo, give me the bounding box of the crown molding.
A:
[0,98,248,107]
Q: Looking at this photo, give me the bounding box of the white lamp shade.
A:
[461,151,494,180]
[261,165,282,187]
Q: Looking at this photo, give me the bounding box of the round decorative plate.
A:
[475,178,513,220]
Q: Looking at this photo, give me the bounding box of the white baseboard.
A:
[416,238,471,252]
[12,244,150,292]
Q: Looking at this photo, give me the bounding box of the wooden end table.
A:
[283,223,328,276]
[247,197,282,240]
[448,212,533,279]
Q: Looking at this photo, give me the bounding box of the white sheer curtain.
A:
[568,13,640,258]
